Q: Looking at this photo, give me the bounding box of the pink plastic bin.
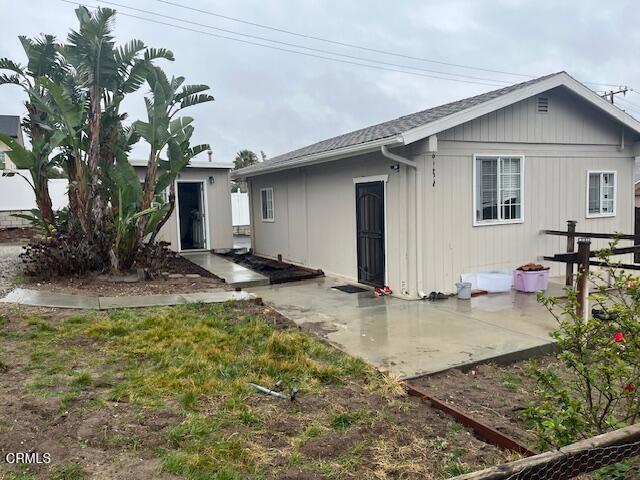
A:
[513,269,549,293]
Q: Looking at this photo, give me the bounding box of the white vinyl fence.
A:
[0,171,68,228]
[231,192,249,227]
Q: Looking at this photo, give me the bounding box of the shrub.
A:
[19,232,109,279]
[525,243,640,449]
[135,241,176,277]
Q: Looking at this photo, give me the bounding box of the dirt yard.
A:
[412,358,563,450]
[0,302,516,479]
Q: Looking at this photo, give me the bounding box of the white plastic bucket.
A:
[456,282,472,300]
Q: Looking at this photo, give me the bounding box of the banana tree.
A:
[0,34,66,228]
[0,132,64,232]
[134,65,213,240]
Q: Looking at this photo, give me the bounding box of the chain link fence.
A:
[506,439,640,479]
[452,424,640,480]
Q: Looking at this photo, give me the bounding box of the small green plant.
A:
[49,462,86,480]
[329,410,363,430]
[526,242,640,448]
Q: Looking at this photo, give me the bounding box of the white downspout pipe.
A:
[380,144,428,299]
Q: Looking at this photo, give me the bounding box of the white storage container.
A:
[476,272,512,293]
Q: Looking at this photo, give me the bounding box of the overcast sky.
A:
[1,0,639,162]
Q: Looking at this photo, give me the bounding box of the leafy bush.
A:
[19,232,110,279]
[134,241,176,277]
[525,243,640,449]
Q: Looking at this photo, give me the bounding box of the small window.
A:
[587,171,616,217]
[474,155,524,225]
[0,152,5,170]
[260,188,274,222]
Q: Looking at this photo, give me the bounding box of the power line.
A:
[148,0,630,90]
[60,0,511,87]
[149,0,535,79]
[96,0,515,85]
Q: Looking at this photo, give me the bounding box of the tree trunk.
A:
[34,178,55,231]
[148,183,176,245]
[136,150,159,241]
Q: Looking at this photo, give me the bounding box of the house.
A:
[0,115,23,171]
[233,72,640,298]
[130,157,234,252]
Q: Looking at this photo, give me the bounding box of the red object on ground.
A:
[374,287,385,297]
[624,384,635,393]
[613,332,626,343]
[383,286,392,295]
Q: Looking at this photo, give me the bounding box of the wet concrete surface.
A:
[248,277,563,379]
[0,244,23,297]
[182,251,269,288]
[1,288,255,309]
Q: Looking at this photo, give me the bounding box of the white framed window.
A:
[586,170,616,218]
[260,187,274,222]
[0,152,5,170]
[473,155,524,226]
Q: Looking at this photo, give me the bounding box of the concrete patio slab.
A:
[1,288,255,310]
[247,277,562,379]
[182,252,269,288]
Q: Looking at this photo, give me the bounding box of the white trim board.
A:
[175,180,210,252]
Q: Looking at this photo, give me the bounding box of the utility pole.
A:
[601,87,628,104]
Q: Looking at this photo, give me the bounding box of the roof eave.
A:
[400,72,640,145]
[232,135,404,179]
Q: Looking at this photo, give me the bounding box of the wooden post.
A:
[576,238,591,319]
[565,220,578,286]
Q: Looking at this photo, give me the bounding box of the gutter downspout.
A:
[380,145,428,299]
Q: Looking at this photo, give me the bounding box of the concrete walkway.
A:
[247,277,564,379]
[1,288,255,310]
[182,252,269,288]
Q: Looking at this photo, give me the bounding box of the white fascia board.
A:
[400,72,640,145]
[232,136,404,179]
[129,159,233,169]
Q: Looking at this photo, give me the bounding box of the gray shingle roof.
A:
[0,115,20,138]
[237,72,562,176]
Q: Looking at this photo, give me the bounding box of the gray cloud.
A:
[1,0,639,162]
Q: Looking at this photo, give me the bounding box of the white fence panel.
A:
[231,192,249,226]
[0,171,69,211]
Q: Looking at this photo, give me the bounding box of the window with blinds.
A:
[587,171,616,217]
[260,187,274,222]
[474,155,523,225]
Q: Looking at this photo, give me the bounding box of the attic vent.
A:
[537,96,549,113]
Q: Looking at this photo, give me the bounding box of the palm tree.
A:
[234,149,258,170]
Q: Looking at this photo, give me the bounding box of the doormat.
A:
[332,284,368,294]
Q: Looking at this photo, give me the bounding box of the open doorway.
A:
[177,181,207,251]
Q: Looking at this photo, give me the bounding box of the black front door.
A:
[356,181,385,287]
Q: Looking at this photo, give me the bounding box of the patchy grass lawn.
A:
[0,302,513,479]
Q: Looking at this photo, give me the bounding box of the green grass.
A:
[497,371,524,391]
[10,302,376,479]
[49,462,86,480]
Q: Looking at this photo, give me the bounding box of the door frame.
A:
[353,175,388,287]
[175,179,210,252]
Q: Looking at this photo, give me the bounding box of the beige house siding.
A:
[248,89,639,297]
[0,140,17,170]
[134,167,233,252]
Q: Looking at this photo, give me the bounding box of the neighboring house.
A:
[0,115,23,171]
[130,158,234,252]
[233,72,640,298]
